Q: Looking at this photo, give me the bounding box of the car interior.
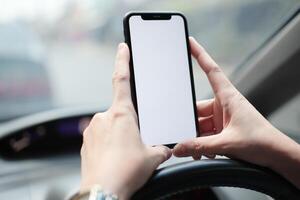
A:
[0,1,300,199]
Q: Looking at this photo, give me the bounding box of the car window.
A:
[0,0,299,122]
[269,93,300,142]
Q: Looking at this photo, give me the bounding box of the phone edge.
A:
[122,12,200,147]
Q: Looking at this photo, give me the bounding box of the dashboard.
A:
[0,114,92,160]
[0,108,270,199]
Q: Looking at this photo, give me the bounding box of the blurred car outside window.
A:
[0,0,298,122]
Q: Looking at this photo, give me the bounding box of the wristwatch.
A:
[69,185,118,200]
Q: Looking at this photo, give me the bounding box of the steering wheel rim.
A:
[132,159,300,200]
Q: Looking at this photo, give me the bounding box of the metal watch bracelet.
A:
[69,185,119,200]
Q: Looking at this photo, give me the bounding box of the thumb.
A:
[173,134,222,158]
[147,145,172,169]
[112,43,132,105]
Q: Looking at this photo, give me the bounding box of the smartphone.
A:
[123,12,199,147]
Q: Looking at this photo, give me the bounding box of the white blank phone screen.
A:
[129,15,197,145]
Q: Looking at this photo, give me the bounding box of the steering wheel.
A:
[133,159,300,200]
[1,109,299,199]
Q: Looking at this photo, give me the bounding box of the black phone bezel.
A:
[123,12,199,148]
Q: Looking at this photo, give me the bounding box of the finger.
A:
[112,43,132,104]
[189,37,237,99]
[197,99,214,117]
[198,116,215,134]
[192,153,215,160]
[173,134,222,157]
[197,99,224,134]
[204,154,216,159]
[192,154,201,160]
[80,143,86,158]
[148,145,172,168]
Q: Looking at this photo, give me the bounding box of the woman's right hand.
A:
[173,37,300,189]
[80,43,172,200]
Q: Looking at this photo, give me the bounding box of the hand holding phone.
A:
[123,12,199,147]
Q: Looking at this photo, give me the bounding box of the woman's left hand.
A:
[80,43,172,200]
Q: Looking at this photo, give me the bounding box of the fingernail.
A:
[118,43,125,50]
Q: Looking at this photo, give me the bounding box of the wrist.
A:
[73,185,120,200]
[264,129,298,170]
[270,138,300,170]
[80,180,130,200]
[263,128,300,189]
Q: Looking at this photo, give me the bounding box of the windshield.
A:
[0,0,299,122]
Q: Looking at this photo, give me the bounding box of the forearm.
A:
[268,131,300,189]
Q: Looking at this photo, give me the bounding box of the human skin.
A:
[79,43,171,200]
[173,37,300,190]
[79,38,300,199]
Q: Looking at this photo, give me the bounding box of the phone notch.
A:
[141,13,171,20]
